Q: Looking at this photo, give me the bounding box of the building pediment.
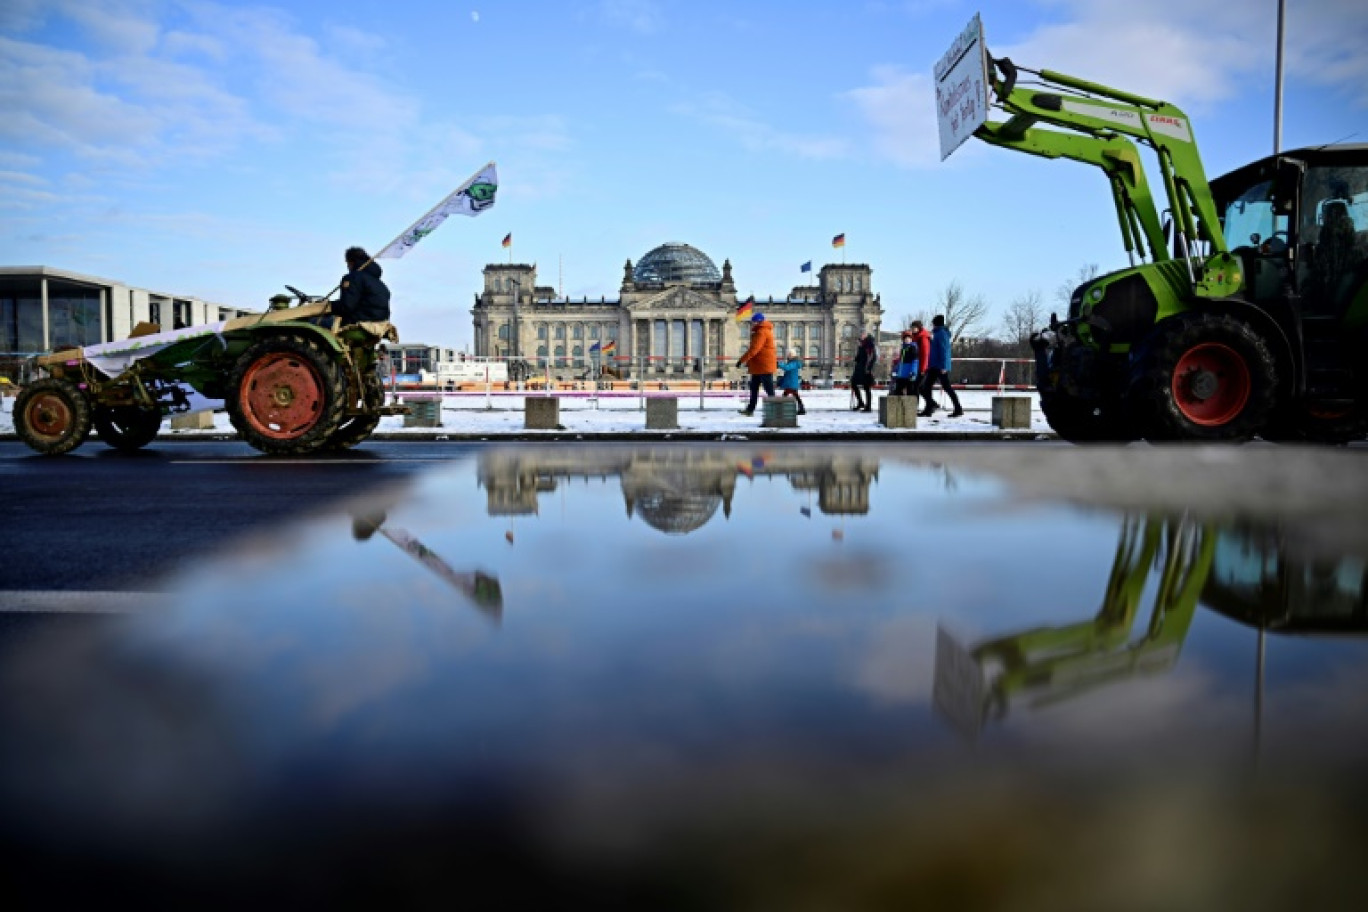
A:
[625,286,730,314]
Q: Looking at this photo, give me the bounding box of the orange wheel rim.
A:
[1171,342,1251,426]
[25,392,74,442]
[240,353,325,439]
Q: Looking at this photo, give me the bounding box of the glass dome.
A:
[633,242,721,285]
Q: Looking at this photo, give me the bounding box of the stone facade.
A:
[470,243,883,381]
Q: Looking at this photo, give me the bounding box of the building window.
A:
[573,344,584,367]
[589,325,600,340]
[841,324,854,339]
[572,324,583,340]
[774,323,787,342]
[607,324,618,340]
[653,320,666,358]
[810,324,822,341]
[48,283,102,349]
[554,325,565,340]
[149,301,162,326]
[537,324,547,340]
[537,344,548,366]
[810,344,820,360]
[554,344,565,366]
[690,320,703,361]
[498,324,510,340]
[669,319,685,360]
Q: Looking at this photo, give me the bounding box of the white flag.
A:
[376,161,498,259]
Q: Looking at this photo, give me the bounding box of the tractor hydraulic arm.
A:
[975,57,1231,279]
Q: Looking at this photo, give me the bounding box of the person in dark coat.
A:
[920,314,963,417]
[334,246,391,325]
[849,332,877,412]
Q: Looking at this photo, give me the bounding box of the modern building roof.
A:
[632,242,721,285]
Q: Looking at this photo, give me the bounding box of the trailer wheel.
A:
[1038,392,1133,443]
[1127,313,1277,442]
[93,405,163,451]
[14,377,93,455]
[228,336,347,455]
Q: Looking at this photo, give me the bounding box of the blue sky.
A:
[3,0,1364,348]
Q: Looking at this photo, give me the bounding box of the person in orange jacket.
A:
[736,312,777,416]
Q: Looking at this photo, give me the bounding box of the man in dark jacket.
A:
[920,314,963,417]
[334,247,391,325]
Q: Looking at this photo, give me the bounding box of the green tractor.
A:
[939,19,1368,443]
[13,290,405,456]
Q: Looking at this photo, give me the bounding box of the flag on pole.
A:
[997,360,1007,390]
[501,233,512,248]
[735,296,755,322]
[831,233,845,248]
[800,261,812,273]
[589,341,600,353]
[601,339,616,354]
[375,161,498,259]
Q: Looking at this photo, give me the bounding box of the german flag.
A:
[735,296,755,322]
[832,233,845,248]
[501,233,512,248]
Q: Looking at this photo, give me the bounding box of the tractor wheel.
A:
[14,377,93,455]
[1127,313,1277,442]
[227,335,347,455]
[1038,391,1133,443]
[325,372,385,450]
[93,405,163,451]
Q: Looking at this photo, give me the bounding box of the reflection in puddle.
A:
[2,444,1366,906]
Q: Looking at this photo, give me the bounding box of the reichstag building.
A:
[470,242,884,380]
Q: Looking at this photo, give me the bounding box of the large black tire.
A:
[325,371,385,450]
[227,335,347,455]
[14,377,93,455]
[1038,392,1134,443]
[93,405,163,451]
[1126,313,1278,442]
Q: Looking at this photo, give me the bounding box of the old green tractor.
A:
[13,291,404,456]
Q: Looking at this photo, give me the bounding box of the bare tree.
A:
[1001,290,1044,353]
[898,309,931,330]
[934,281,990,345]
[1053,263,1100,313]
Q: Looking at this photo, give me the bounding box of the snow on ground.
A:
[0,388,1053,437]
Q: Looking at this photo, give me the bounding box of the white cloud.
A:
[673,93,853,161]
[844,66,941,169]
[599,0,664,35]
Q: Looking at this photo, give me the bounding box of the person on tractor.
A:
[335,246,391,326]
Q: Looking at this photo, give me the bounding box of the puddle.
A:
[2,443,1366,906]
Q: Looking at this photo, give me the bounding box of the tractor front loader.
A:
[14,293,406,457]
[938,18,1368,443]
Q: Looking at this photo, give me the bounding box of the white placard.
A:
[935,13,990,161]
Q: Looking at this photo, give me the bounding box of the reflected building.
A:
[470,242,883,380]
[477,448,878,534]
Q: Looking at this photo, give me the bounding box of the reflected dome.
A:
[633,242,721,285]
[634,490,722,535]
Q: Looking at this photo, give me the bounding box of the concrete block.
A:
[524,396,561,430]
[170,411,212,430]
[992,396,1032,429]
[645,397,678,430]
[403,398,441,428]
[761,397,798,428]
[878,395,918,429]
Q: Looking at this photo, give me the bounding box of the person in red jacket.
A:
[907,320,931,397]
[736,312,777,416]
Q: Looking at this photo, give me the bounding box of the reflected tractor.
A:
[939,18,1368,443]
[13,289,404,456]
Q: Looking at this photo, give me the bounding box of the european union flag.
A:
[800,261,811,273]
[589,341,601,353]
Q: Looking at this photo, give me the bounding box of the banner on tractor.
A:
[377,161,499,259]
[935,13,990,161]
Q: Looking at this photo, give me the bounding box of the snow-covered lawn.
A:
[0,388,1052,437]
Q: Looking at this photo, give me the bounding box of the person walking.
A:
[777,348,807,415]
[736,312,778,415]
[849,332,877,412]
[891,330,921,396]
[920,314,963,417]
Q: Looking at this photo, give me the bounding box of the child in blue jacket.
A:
[777,348,806,415]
